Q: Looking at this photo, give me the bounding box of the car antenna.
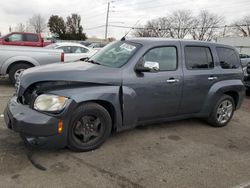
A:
[121,19,141,41]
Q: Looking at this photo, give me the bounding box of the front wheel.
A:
[68,103,112,152]
[207,95,235,127]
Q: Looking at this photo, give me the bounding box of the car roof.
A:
[55,42,89,48]
[126,37,234,49]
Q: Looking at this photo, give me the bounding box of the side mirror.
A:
[135,58,160,72]
[4,38,9,42]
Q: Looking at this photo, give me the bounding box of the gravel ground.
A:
[0,79,250,188]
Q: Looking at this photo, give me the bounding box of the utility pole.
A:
[105,2,110,40]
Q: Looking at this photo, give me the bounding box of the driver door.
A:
[123,44,183,125]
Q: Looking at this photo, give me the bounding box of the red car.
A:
[0,32,52,47]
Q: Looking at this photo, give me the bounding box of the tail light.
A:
[61,52,64,62]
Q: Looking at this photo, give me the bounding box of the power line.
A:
[108,24,250,30]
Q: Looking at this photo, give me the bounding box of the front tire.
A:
[207,95,235,127]
[68,103,112,152]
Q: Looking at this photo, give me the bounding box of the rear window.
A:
[24,34,39,42]
[216,47,239,69]
[185,46,214,69]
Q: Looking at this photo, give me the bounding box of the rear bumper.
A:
[4,96,68,148]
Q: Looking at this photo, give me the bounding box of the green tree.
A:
[66,14,87,40]
[48,15,66,39]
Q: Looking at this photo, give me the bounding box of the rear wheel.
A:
[246,89,250,96]
[207,95,235,127]
[68,103,112,152]
[9,63,32,83]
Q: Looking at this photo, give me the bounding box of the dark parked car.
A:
[244,63,250,95]
[4,38,245,152]
[240,53,250,67]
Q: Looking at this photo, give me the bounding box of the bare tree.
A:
[29,14,47,33]
[191,10,223,41]
[15,23,26,32]
[233,15,250,37]
[168,10,195,39]
[133,10,194,39]
[133,18,171,37]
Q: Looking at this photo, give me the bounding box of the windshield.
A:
[88,41,140,68]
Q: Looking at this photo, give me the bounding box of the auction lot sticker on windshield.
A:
[120,43,136,52]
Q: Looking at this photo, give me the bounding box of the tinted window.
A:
[185,46,213,69]
[24,34,39,42]
[217,47,239,69]
[58,46,72,53]
[143,47,177,71]
[7,34,23,42]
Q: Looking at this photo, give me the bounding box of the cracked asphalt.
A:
[0,77,250,188]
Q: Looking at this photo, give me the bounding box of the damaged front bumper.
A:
[4,96,70,149]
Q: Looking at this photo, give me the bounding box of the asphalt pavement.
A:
[0,77,250,188]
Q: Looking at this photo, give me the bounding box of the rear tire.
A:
[246,89,250,96]
[9,63,32,83]
[68,103,112,152]
[207,95,235,127]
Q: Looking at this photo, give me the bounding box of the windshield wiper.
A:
[87,59,101,65]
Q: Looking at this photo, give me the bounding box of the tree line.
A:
[13,13,87,40]
[133,10,250,41]
[12,10,250,41]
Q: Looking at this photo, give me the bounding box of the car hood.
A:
[18,61,122,96]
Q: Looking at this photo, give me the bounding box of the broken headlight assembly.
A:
[33,94,68,112]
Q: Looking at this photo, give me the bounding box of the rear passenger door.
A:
[179,43,218,114]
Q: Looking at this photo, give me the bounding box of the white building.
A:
[217,37,250,55]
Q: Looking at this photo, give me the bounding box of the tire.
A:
[207,95,235,127]
[246,89,250,96]
[68,103,112,152]
[9,63,32,83]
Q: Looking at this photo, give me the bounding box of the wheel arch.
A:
[1,56,39,75]
[223,91,239,108]
[79,100,117,132]
[6,61,35,74]
[202,80,245,114]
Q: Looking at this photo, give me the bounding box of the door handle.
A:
[166,78,179,83]
[208,76,218,81]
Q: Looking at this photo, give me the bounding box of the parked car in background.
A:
[80,41,93,47]
[0,45,64,83]
[240,54,250,67]
[46,42,96,62]
[0,32,52,47]
[243,63,250,95]
[4,38,245,152]
[88,42,108,51]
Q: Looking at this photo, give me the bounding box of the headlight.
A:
[34,94,68,112]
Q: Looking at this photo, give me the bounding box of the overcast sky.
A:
[0,0,249,39]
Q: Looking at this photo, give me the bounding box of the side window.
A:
[185,46,214,69]
[143,47,177,71]
[6,34,23,42]
[24,34,39,42]
[58,46,72,53]
[80,47,89,53]
[71,46,89,53]
[216,47,239,69]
